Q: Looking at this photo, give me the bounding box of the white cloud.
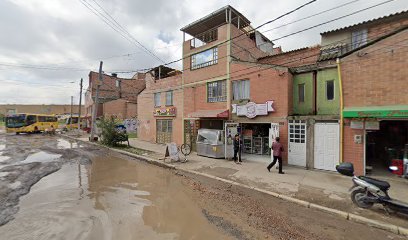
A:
[0,0,406,104]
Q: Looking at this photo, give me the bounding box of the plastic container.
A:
[336,162,354,176]
[390,159,404,176]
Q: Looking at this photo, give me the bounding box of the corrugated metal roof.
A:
[321,10,408,35]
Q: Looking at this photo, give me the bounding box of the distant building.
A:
[84,71,146,120]
[0,104,84,116]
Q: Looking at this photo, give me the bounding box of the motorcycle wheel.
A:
[351,188,374,209]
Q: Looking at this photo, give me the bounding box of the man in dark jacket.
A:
[233,134,242,164]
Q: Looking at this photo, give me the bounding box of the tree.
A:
[96,116,127,146]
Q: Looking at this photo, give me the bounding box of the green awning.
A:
[343,105,408,118]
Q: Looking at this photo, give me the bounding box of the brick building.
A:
[340,26,408,175]
[0,104,84,116]
[84,71,145,120]
[137,66,183,145]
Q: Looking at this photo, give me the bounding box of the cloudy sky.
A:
[0,0,405,104]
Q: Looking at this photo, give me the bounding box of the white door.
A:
[288,120,307,167]
[314,123,339,171]
[225,122,239,159]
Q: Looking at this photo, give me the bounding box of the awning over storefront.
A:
[187,109,229,118]
[343,105,408,118]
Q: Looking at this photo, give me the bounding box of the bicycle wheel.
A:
[180,143,191,155]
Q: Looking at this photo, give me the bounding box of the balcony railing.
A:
[190,28,218,49]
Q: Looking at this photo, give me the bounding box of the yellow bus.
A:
[5,113,58,134]
[64,116,86,130]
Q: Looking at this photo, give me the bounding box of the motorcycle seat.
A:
[359,176,390,191]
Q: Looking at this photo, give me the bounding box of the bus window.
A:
[45,116,57,122]
[26,115,36,125]
[38,116,46,122]
[5,115,26,128]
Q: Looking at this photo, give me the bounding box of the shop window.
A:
[207,80,226,102]
[326,80,334,101]
[191,47,218,70]
[298,83,305,103]
[351,29,367,50]
[232,80,250,100]
[166,91,173,106]
[154,92,161,107]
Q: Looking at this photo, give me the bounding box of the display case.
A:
[243,136,252,153]
[253,137,263,155]
[196,129,225,158]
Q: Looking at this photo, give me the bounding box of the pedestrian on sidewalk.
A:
[233,134,242,164]
[267,137,284,174]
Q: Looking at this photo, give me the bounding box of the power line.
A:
[79,0,166,64]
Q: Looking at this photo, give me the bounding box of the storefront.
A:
[343,106,408,176]
[229,101,281,163]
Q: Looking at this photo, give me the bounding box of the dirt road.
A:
[0,132,404,239]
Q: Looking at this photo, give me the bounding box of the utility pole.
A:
[78,78,83,131]
[90,61,103,141]
[70,96,73,130]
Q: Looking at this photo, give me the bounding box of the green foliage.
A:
[97,116,128,146]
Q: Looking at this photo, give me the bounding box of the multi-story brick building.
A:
[84,71,145,121]
[340,26,408,176]
[137,66,183,145]
[138,5,292,163]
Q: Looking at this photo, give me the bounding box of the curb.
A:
[61,135,408,237]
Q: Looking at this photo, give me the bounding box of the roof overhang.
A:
[343,105,408,118]
[180,5,250,37]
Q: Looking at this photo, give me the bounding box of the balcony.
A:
[190,28,218,49]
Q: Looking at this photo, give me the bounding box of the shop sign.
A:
[350,121,364,129]
[232,101,274,119]
[365,121,380,130]
[154,106,176,117]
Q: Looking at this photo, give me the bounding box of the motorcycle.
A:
[336,162,408,214]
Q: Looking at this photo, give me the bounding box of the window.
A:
[191,48,218,70]
[326,80,334,101]
[165,91,173,106]
[298,83,305,103]
[26,115,36,125]
[232,80,250,100]
[115,80,120,88]
[38,116,46,122]
[154,92,161,107]
[207,80,227,102]
[351,29,368,50]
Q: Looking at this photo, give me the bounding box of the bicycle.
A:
[177,143,191,163]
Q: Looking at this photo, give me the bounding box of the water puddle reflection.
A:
[21,151,61,164]
[57,139,81,149]
[0,155,231,239]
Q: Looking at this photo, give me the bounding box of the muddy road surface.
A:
[0,132,404,240]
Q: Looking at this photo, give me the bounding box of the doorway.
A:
[366,120,408,176]
[288,120,307,167]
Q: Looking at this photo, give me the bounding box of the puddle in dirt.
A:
[0,156,9,163]
[0,172,9,177]
[0,145,5,151]
[21,151,61,164]
[57,139,81,149]
[0,155,232,240]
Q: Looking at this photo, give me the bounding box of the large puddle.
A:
[21,151,62,164]
[0,155,232,239]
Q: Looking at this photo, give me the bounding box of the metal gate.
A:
[288,120,307,167]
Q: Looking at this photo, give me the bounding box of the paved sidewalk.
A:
[74,135,408,228]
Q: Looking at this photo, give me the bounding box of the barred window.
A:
[191,48,218,70]
[207,80,226,103]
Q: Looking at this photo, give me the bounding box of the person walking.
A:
[267,137,284,174]
[233,134,242,164]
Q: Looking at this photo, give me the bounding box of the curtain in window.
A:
[351,29,367,50]
[232,80,249,100]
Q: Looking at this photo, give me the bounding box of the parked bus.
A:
[64,116,86,130]
[5,113,58,134]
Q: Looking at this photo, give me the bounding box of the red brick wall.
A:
[341,29,408,107]
[230,25,268,61]
[137,73,183,145]
[343,120,365,175]
[103,99,127,119]
[126,102,137,119]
